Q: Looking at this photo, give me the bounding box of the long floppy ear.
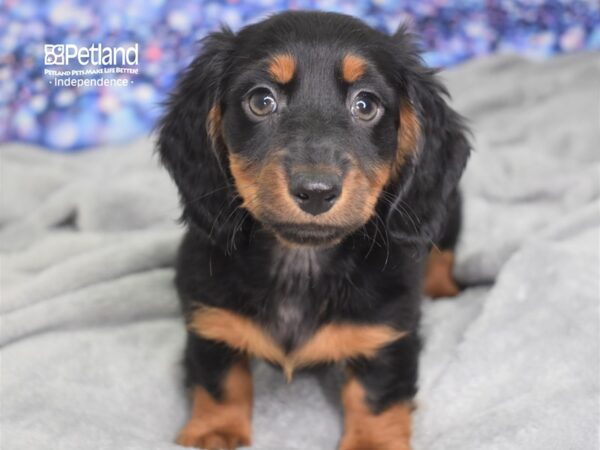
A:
[386,25,471,245]
[157,29,237,240]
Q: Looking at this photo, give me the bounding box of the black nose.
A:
[289,172,342,216]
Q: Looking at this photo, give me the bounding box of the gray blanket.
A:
[2,53,599,450]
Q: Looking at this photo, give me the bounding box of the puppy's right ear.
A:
[157,29,236,236]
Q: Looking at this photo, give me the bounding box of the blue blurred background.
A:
[1,0,599,152]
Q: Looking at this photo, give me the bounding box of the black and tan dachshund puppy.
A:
[158,10,470,450]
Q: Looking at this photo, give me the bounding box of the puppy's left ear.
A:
[386,25,471,244]
[157,29,236,238]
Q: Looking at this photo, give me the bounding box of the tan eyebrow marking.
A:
[267,53,296,84]
[341,54,367,83]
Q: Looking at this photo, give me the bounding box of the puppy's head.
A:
[159,12,469,248]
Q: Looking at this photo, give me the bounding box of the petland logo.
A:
[44,43,138,66]
[44,43,139,88]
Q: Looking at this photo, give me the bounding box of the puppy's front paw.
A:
[176,419,251,449]
[338,433,411,450]
[177,361,253,449]
[339,378,412,450]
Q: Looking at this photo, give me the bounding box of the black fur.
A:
[158,10,470,437]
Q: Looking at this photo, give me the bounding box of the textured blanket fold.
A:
[2,53,599,450]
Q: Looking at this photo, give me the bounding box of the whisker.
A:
[225,193,263,253]
[373,212,391,270]
[186,185,233,206]
[208,193,241,241]
[381,193,440,251]
[364,214,380,259]
[380,193,420,235]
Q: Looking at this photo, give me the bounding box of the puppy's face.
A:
[159,12,469,248]
[215,23,418,247]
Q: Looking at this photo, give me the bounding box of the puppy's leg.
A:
[339,334,419,450]
[177,333,252,450]
[424,189,462,298]
[424,249,460,298]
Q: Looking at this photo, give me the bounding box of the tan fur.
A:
[190,306,287,366]
[423,249,460,298]
[190,306,406,381]
[394,99,421,176]
[207,104,222,143]
[176,360,253,450]
[339,377,413,450]
[228,153,260,210]
[228,152,391,234]
[289,323,407,369]
[341,54,367,83]
[268,53,296,84]
[362,163,393,215]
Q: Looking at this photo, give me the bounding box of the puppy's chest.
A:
[190,249,405,379]
[265,248,326,351]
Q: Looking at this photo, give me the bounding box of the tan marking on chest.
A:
[190,307,406,381]
[190,307,286,364]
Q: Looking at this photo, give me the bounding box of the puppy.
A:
[158,11,470,450]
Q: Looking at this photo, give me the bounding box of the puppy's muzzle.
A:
[289,172,342,216]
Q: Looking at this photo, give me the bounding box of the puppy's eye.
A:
[351,92,379,122]
[248,88,277,117]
